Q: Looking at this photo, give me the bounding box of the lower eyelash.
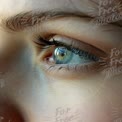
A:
[44,62,103,74]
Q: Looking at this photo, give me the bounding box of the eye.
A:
[52,46,99,65]
[33,35,106,78]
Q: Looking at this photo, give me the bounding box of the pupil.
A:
[59,51,66,57]
[56,47,67,57]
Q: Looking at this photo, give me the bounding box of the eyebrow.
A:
[3,10,89,32]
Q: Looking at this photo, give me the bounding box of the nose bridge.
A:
[0,29,13,72]
[0,28,24,56]
[0,29,20,69]
[0,28,13,57]
[0,29,7,55]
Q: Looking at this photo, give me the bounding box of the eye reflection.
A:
[53,47,73,64]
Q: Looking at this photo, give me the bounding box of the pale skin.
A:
[0,0,122,122]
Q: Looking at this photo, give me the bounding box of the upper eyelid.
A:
[49,35,107,57]
[34,35,107,58]
[46,39,100,61]
[11,11,120,55]
[37,16,121,53]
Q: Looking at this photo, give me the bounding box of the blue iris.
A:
[53,47,99,64]
[53,47,73,64]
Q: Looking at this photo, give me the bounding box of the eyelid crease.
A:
[36,35,107,59]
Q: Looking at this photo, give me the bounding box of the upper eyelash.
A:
[38,36,100,61]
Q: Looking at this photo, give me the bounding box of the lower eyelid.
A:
[40,59,104,77]
[36,49,106,79]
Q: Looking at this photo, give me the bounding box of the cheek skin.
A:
[0,32,121,122]
[0,37,121,122]
[39,78,121,122]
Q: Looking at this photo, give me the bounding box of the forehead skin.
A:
[0,0,97,17]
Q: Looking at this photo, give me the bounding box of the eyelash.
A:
[35,36,104,74]
[37,36,99,62]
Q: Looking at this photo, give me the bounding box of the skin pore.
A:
[0,0,122,122]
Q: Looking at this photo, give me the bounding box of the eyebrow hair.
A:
[2,9,122,32]
[3,10,89,32]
